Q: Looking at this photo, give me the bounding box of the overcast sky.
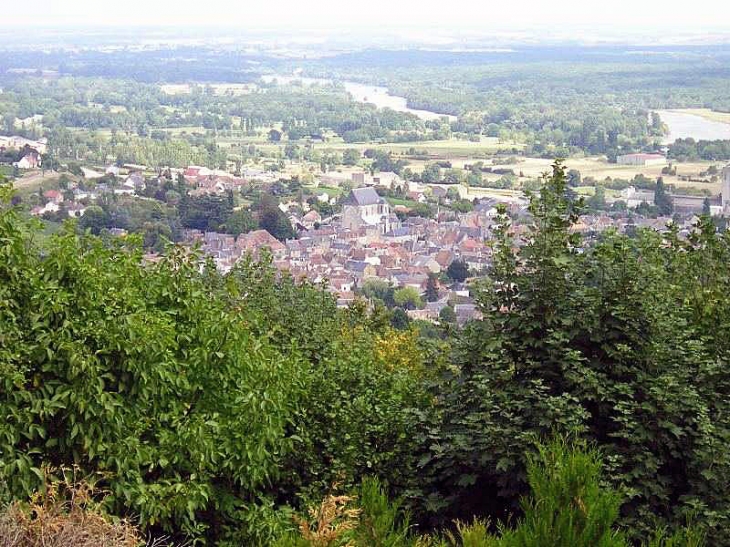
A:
[4,0,730,32]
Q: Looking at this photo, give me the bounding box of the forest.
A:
[2,162,730,545]
[3,43,730,165]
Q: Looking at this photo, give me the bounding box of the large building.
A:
[342,187,392,234]
[616,153,667,166]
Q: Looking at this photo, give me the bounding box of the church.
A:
[341,187,393,235]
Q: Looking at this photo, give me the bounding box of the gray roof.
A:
[344,187,384,206]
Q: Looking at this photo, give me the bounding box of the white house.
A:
[620,186,655,208]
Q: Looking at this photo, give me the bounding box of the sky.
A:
[4,0,730,34]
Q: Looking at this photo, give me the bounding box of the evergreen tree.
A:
[654,177,674,215]
[426,273,440,302]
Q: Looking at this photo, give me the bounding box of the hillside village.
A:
[6,128,730,325]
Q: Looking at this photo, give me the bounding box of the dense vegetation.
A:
[668,138,730,161]
[0,76,433,168]
[3,161,730,545]
[306,47,730,156]
[4,44,730,166]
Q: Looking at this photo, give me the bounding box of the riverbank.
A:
[656,109,730,144]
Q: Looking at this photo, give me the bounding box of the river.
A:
[261,75,456,122]
[656,109,730,144]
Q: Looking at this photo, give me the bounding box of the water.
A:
[261,75,456,122]
[342,82,456,122]
[656,110,730,144]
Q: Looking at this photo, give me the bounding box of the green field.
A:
[311,137,523,159]
[386,197,420,208]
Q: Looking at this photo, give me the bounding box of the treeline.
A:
[668,138,730,161]
[3,162,730,545]
[0,76,435,147]
[309,56,730,155]
[63,177,297,249]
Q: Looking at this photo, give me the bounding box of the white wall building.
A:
[616,153,667,166]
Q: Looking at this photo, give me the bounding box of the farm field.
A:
[312,137,521,157]
[11,171,62,196]
[517,157,722,194]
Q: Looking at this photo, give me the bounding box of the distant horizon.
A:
[2,0,730,40]
[2,24,730,50]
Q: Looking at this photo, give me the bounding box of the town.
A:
[5,128,730,326]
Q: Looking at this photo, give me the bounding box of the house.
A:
[124,172,145,192]
[43,189,63,204]
[412,255,441,274]
[372,171,404,190]
[30,202,59,216]
[301,210,322,229]
[66,203,87,217]
[15,150,41,169]
[342,188,391,235]
[454,303,481,325]
[620,187,655,208]
[236,229,287,258]
[616,153,667,166]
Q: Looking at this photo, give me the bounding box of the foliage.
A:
[258,194,296,241]
[394,287,423,310]
[654,177,674,216]
[668,138,730,161]
[0,184,431,545]
[420,161,730,544]
[445,260,469,282]
[0,475,142,547]
[500,437,627,547]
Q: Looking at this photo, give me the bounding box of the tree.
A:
[258,195,296,241]
[425,273,440,302]
[361,278,396,308]
[393,287,423,310]
[421,163,441,183]
[703,197,712,216]
[567,169,582,187]
[439,305,456,324]
[654,177,674,216]
[343,149,360,166]
[268,129,282,142]
[0,188,430,545]
[446,259,469,282]
[77,205,108,234]
[224,209,257,236]
[390,307,410,330]
[427,162,730,544]
[587,184,607,211]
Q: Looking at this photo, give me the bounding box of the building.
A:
[620,186,655,208]
[342,188,392,234]
[14,150,41,169]
[616,153,667,166]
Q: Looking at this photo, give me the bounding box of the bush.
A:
[0,478,142,547]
